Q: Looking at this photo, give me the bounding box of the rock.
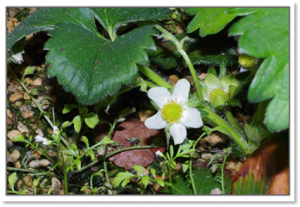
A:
[83,188,92,194]
[7,109,12,119]
[225,161,237,171]
[32,78,42,86]
[9,149,20,161]
[138,109,155,122]
[23,92,31,100]
[13,22,19,27]
[136,166,149,177]
[15,101,22,107]
[7,130,22,141]
[201,153,213,161]
[210,188,222,194]
[235,161,243,172]
[15,161,21,168]
[7,140,14,149]
[51,177,61,190]
[9,91,23,102]
[235,112,244,121]
[17,122,29,133]
[8,8,19,17]
[19,105,34,119]
[35,128,44,137]
[25,33,36,47]
[7,21,14,32]
[28,159,50,168]
[17,180,23,190]
[198,72,208,80]
[32,150,42,159]
[23,175,33,187]
[29,8,37,13]
[244,115,251,124]
[169,74,179,85]
[47,150,57,157]
[7,83,18,93]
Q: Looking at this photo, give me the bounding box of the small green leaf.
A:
[182,98,204,108]
[99,136,116,145]
[113,171,135,188]
[132,165,143,175]
[72,115,82,133]
[62,104,78,114]
[141,176,150,187]
[61,121,73,129]
[82,136,89,148]
[169,145,174,158]
[150,168,156,178]
[23,66,36,76]
[80,186,90,191]
[12,134,26,142]
[208,67,217,77]
[74,159,81,171]
[226,98,242,108]
[156,179,165,187]
[84,112,99,129]
[87,149,95,161]
[8,172,18,191]
[33,177,42,187]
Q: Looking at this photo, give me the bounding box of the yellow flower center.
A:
[161,100,183,124]
[209,88,229,107]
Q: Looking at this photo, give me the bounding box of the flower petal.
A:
[180,108,203,128]
[148,87,171,109]
[170,123,187,145]
[144,111,166,129]
[172,79,190,104]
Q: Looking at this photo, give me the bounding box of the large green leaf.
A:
[228,8,289,132]
[90,8,172,39]
[185,8,237,37]
[184,7,289,132]
[46,24,157,104]
[7,8,172,105]
[148,32,238,69]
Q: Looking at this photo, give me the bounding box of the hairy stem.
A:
[204,108,251,154]
[224,110,247,139]
[138,65,173,90]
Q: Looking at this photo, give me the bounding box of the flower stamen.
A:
[161,100,183,125]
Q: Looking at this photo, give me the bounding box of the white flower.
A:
[144,79,203,145]
[53,126,59,133]
[34,135,50,145]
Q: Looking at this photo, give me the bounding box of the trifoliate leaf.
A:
[23,66,36,76]
[113,171,135,188]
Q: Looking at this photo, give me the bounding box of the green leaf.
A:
[99,136,116,145]
[87,149,95,161]
[74,159,81,171]
[185,8,237,37]
[12,134,26,142]
[61,121,73,129]
[7,8,102,50]
[228,8,289,132]
[84,112,99,129]
[148,32,238,70]
[141,176,150,187]
[150,168,156,178]
[225,98,242,108]
[91,8,172,37]
[8,172,18,191]
[80,186,90,191]
[62,104,78,114]
[46,24,157,105]
[156,179,165,187]
[132,165,143,175]
[208,67,217,77]
[72,115,82,133]
[82,136,89,148]
[23,66,36,76]
[113,171,135,188]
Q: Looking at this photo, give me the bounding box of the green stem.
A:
[106,145,164,158]
[61,150,68,194]
[178,48,204,100]
[204,108,250,154]
[107,26,116,41]
[7,167,62,179]
[189,157,197,194]
[224,110,246,139]
[168,164,173,186]
[220,155,228,194]
[145,80,158,88]
[138,65,173,90]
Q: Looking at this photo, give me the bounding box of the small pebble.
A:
[210,188,222,194]
[17,121,29,133]
[28,159,50,168]
[23,175,33,187]
[51,177,61,190]
[7,130,22,141]
[9,91,23,102]
[19,105,34,119]
[9,149,20,161]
